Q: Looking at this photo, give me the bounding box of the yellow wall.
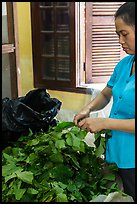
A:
[17,2,91,111]
[17,2,34,95]
[47,90,91,111]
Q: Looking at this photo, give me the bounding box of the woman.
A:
[74,2,135,200]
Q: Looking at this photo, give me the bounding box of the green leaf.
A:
[26,153,38,164]
[3,153,16,163]
[5,174,16,183]
[52,182,64,194]
[94,132,101,140]
[27,138,39,146]
[107,163,118,171]
[80,154,90,167]
[56,193,68,202]
[14,184,26,200]
[103,173,115,181]
[55,140,66,149]
[65,154,80,168]
[94,144,104,157]
[2,146,13,155]
[79,142,85,153]
[2,163,23,177]
[54,121,75,131]
[108,182,118,191]
[43,161,54,170]
[16,171,34,184]
[28,128,33,136]
[72,141,85,153]
[5,170,22,183]
[58,182,67,189]
[66,133,73,146]
[72,190,83,202]
[67,182,77,192]
[50,164,73,181]
[72,134,81,147]
[41,190,54,202]
[100,137,105,147]
[50,153,64,163]
[9,180,25,200]
[51,132,63,139]
[78,129,87,139]
[94,137,105,157]
[27,188,39,194]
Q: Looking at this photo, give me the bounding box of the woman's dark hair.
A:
[115,2,135,26]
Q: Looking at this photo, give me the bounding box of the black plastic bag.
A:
[2,89,62,148]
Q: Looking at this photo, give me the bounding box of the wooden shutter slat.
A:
[92,2,125,16]
[93,39,119,42]
[92,48,120,51]
[93,2,123,6]
[92,58,120,61]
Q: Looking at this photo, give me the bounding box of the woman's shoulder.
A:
[115,55,135,71]
[118,54,135,65]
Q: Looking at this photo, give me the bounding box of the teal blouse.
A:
[105,54,135,168]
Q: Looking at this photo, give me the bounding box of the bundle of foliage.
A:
[2,121,120,202]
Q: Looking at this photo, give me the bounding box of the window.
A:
[31,2,76,92]
[79,2,126,86]
[31,2,126,93]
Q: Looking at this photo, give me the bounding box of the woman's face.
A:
[115,17,135,55]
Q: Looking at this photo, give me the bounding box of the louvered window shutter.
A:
[85,2,126,83]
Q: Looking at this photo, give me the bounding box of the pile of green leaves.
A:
[2,121,120,202]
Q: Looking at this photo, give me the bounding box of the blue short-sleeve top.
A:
[105,54,135,168]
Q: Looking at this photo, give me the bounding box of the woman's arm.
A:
[104,118,135,133]
[74,86,135,134]
[74,86,112,125]
[87,86,112,112]
[78,117,135,134]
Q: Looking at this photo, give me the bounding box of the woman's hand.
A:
[77,117,106,133]
[73,86,112,127]
[73,108,90,125]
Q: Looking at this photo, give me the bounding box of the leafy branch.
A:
[2,121,120,202]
